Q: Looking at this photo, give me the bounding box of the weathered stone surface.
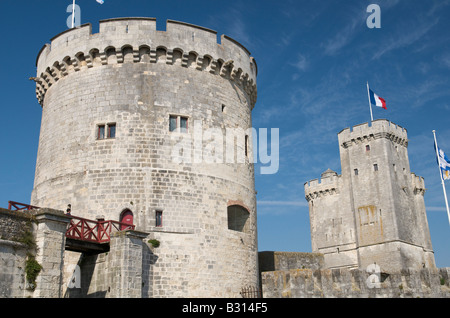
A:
[259,251,324,272]
[262,267,450,298]
[0,208,70,298]
[31,18,258,298]
[304,120,435,272]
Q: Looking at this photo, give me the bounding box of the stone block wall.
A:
[0,208,34,297]
[107,230,149,298]
[0,208,34,242]
[0,239,28,297]
[259,251,324,272]
[0,208,70,298]
[64,229,150,298]
[32,209,72,297]
[261,267,450,298]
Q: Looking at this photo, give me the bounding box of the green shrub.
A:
[148,239,160,248]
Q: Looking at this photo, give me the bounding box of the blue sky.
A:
[1,0,450,267]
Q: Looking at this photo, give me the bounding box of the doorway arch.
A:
[119,209,134,230]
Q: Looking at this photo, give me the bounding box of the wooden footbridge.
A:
[8,201,135,254]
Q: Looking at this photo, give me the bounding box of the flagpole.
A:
[433,129,450,227]
[72,0,76,28]
[366,82,373,122]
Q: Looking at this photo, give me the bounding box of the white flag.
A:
[96,0,104,4]
[437,146,450,180]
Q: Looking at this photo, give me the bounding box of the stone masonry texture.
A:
[0,208,71,298]
[261,267,450,298]
[0,208,33,298]
[31,18,258,297]
[304,120,435,272]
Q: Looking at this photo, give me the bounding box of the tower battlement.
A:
[411,173,426,195]
[338,119,408,148]
[304,169,340,201]
[33,18,257,107]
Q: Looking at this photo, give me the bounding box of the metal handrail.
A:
[66,215,135,244]
[8,201,40,211]
[7,200,135,244]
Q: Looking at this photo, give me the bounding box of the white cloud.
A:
[321,10,365,56]
[372,18,440,60]
[440,53,450,69]
[291,53,308,72]
[427,206,449,212]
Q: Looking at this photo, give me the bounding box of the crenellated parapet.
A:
[304,169,340,202]
[32,18,258,108]
[338,119,408,149]
[411,173,426,196]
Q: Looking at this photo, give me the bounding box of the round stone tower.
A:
[31,18,258,297]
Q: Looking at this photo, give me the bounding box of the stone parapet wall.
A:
[261,267,450,298]
[34,18,257,108]
[338,119,408,149]
[259,251,324,272]
[0,208,34,242]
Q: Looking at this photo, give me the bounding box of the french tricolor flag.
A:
[369,88,387,110]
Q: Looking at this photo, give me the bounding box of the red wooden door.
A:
[120,210,133,230]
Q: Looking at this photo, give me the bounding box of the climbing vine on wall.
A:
[25,255,42,291]
[19,222,42,291]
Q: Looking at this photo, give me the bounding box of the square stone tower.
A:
[305,120,435,272]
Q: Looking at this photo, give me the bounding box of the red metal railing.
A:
[7,201,135,244]
[66,216,135,244]
[8,201,40,211]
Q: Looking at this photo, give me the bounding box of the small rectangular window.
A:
[108,124,116,138]
[155,210,163,227]
[169,115,188,133]
[108,123,116,138]
[354,169,358,176]
[366,145,370,151]
[98,125,105,139]
[374,164,378,171]
[169,116,177,132]
[180,117,188,133]
[97,123,116,140]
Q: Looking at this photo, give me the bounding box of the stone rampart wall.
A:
[0,240,28,297]
[0,208,34,298]
[0,208,34,242]
[34,18,257,108]
[259,251,324,272]
[0,208,71,298]
[261,267,450,298]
